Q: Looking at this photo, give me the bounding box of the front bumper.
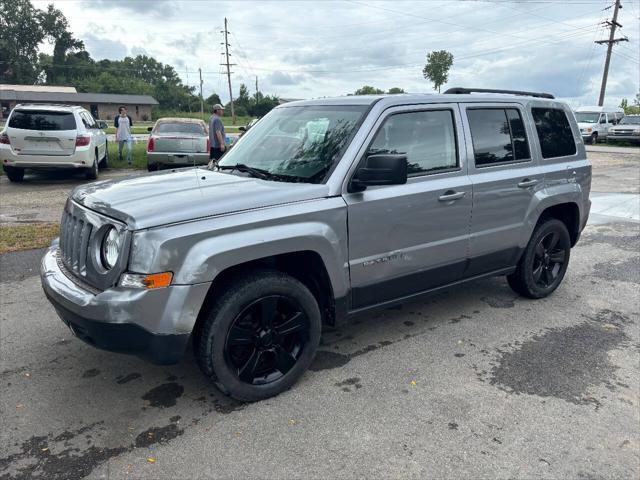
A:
[606,135,640,143]
[40,246,211,364]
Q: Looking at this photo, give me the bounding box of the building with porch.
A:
[0,84,158,121]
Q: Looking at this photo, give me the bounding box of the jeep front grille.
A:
[59,211,93,277]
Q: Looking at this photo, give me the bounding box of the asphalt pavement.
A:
[0,151,638,479]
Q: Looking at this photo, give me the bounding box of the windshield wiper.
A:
[216,163,272,180]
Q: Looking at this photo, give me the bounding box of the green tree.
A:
[205,93,222,108]
[0,0,45,83]
[422,50,454,93]
[353,85,385,95]
[620,95,640,115]
[39,4,84,84]
[387,87,405,94]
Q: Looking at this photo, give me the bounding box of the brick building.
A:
[0,85,158,121]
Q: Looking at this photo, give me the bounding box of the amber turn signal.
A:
[119,272,173,289]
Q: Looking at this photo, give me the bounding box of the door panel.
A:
[462,103,542,275]
[344,104,472,309]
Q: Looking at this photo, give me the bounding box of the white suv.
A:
[0,104,108,182]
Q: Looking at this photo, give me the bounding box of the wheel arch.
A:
[192,250,338,342]
[536,201,581,246]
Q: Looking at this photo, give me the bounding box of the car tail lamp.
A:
[0,133,10,145]
[147,137,154,152]
[75,135,91,147]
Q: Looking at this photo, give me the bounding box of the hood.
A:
[72,168,331,229]
[577,122,597,130]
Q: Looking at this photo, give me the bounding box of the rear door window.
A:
[8,110,76,131]
[531,108,577,158]
[467,108,530,167]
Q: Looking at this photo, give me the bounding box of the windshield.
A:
[216,105,367,183]
[620,116,640,125]
[156,122,206,135]
[575,112,600,124]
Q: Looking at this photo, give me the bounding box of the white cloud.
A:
[45,0,639,106]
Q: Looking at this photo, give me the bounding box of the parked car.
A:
[607,114,640,144]
[146,118,209,171]
[0,104,108,182]
[41,88,591,401]
[574,106,624,144]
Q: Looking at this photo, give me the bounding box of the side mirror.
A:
[147,126,153,132]
[238,126,247,132]
[349,154,407,192]
[96,120,108,129]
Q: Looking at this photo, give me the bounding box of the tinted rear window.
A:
[156,123,206,135]
[8,110,76,131]
[531,108,577,158]
[467,108,530,166]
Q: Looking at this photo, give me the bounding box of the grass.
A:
[106,141,149,169]
[0,223,59,254]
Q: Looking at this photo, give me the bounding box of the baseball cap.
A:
[213,104,225,110]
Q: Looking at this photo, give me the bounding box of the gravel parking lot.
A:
[0,150,638,479]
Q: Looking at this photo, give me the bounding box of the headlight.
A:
[586,128,592,133]
[101,227,121,269]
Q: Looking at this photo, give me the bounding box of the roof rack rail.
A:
[443,87,555,99]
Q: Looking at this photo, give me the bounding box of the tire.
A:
[507,219,571,299]
[99,140,108,169]
[590,132,598,145]
[195,269,322,402]
[85,151,99,180]
[4,166,25,182]
[147,161,158,172]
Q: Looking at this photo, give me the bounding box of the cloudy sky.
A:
[34,0,639,107]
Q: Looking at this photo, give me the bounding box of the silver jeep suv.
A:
[41,88,591,401]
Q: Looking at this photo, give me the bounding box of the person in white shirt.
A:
[114,106,133,165]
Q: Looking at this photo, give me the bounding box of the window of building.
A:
[368,109,458,176]
[467,108,530,167]
[531,108,577,159]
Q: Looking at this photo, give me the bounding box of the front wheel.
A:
[195,270,321,402]
[590,132,598,145]
[507,219,571,299]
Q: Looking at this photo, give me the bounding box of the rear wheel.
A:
[507,219,571,299]
[85,151,99,180]
[195,270,321,402]
[99,140,108,168]
[147,160,158,172]
[4,166,25,182]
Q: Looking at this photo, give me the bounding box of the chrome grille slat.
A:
[78,222,92,275]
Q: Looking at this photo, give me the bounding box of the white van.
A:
[574,106,624,144]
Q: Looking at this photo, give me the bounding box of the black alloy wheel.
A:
[507,219,571,299]
[531,231,566,289]
[195,270,321,401]
[225,295,309,385]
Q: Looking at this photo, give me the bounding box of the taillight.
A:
[206,138,210,152]
[75,135,91,147]
[147,137,154,152]
[0,133,10,145]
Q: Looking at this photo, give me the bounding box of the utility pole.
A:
[222,18,236,124]
[596,0,628,106]
[255,75,259,105]
[198,68,204,119]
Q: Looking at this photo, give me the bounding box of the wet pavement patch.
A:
[115,372,141,384]
[487,310,631,406]
[134,424,184,448]
[141,382,184,408]
[592,256,640,284]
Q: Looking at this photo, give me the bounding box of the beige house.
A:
[0,84,158,121]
